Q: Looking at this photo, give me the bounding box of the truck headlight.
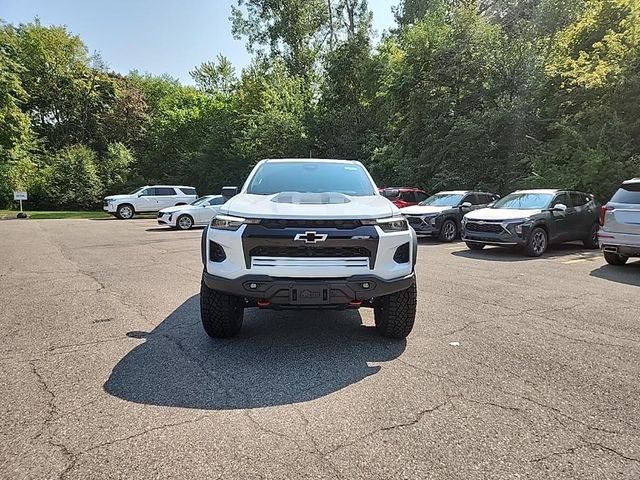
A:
[210,214,260,231]
[363,216,408,232]
[509,220,531,235]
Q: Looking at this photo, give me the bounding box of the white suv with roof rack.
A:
[199,159,418,339]
[598,178,640,265]
[103,185,198,219]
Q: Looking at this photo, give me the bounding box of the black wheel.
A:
[373,281,417,339]
[465,241,485,251]
[583,223,599,249]
[603,251,628,266]
[200,279,244,338]
[438,219,458,242]
[176,214,194,230]
[525,227,547,257]
[116,204,134,220]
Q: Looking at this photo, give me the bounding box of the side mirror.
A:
[552,203,567,212]
[221,186,239,198]
[487,202,495,207]
[460,202,472,209]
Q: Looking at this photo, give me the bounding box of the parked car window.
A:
[419,193,465,206]
[400,191,416,202]
[208,197,225,206]
[610,183,640,204]
[415,191,428,203]
[570,192,587,207]
[190,196,213,206]
[492,193,554,209]
[553,192,572,208]
[179,187,197,196]
[479,194,494,203]
[140,188,156,196]
[156,187,176,196]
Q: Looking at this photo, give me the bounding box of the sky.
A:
[1,0,399,84]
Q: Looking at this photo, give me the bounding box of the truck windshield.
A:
[492,193,553,209]
[419,193,464,206]
[246,161,376,196]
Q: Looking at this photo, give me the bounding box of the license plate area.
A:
[290,284,329,305]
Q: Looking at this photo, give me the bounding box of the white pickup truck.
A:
[199,159,418,339]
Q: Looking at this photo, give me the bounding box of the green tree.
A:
[45,145,103,209]
[190,54,237,95]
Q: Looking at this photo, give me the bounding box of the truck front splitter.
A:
[202,272,415,308]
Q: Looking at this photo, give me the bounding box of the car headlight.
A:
[210,214,260,231]
[363,216,408,232]
[508,220,531,235]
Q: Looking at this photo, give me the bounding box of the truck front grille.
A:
[249,246,370,258]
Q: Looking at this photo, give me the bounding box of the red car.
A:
[379,187,429,208]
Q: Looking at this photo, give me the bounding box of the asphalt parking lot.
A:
[1,218,639,479]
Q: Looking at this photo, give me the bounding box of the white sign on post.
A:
[13,191,27,213]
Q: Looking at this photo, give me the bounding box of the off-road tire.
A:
[438,219,458,242]
[373,281,417,339]
[200,279,244,338]
[583,223,600,249]
[525,227,547,257]
[465,241,485,251]
[116,204,134,220]
[177,214,194,230]
[603,251,628,266]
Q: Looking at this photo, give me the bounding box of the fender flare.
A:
[201,225,208,265]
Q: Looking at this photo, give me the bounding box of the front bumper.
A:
[157,212,175,227]
[462,225,528,247]
[405,216,440,236]
[202,271,416,308]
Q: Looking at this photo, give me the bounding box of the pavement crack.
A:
[589,442,640,463]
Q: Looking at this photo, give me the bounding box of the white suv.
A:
[598,178,640,265]
[199,159,418,339]
[103,185,198,219]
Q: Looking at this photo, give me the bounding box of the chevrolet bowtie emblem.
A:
[294,231,328,244]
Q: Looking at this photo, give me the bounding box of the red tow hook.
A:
[257,299,271,308]
[349,299,362,308]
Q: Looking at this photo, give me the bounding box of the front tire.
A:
[177,214,194,230]
[525,227,547,257]
[465,241,485,251]
[603,251,628,266]
[439,219,458,242]
[116,204,134,220]
[583,223,599,249]
[200,279,244,338]
[373,282,417,339]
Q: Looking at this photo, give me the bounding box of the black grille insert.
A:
[209,241,227,262]
[466,222,503,233]
[260,219,363,229]
[393,242,410,263]
[250,246,370,258]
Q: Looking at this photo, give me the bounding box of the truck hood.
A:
[400,205,449,215]
[221,193,397,220]
[465,208,542,221]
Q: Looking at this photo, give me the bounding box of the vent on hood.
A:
[270,192,351,205]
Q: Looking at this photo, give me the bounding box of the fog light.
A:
[249,283,258,289]
[362,282,370,289]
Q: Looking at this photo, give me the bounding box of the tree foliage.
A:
[1,1,639,209]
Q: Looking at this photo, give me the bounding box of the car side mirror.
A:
[552,203,567,212]
[222,186,238,198]
[487,202,495,207]
[460,202,472,209]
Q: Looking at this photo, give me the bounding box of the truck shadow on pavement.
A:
[104,295,405,410]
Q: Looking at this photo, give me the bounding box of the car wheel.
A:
[583,223,599,249]
[439,219,458,242]
[525,227,548,257]
[603,251,628,266]
[116,204,134,220]
[200,278,244,338]
[373,281,417,339]
[465,241,485,251]
[177,214,194,230]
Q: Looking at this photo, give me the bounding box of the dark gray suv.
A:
[400,191,499,242]
[461,189,600,257]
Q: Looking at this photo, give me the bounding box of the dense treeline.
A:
[1,0,639,209]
